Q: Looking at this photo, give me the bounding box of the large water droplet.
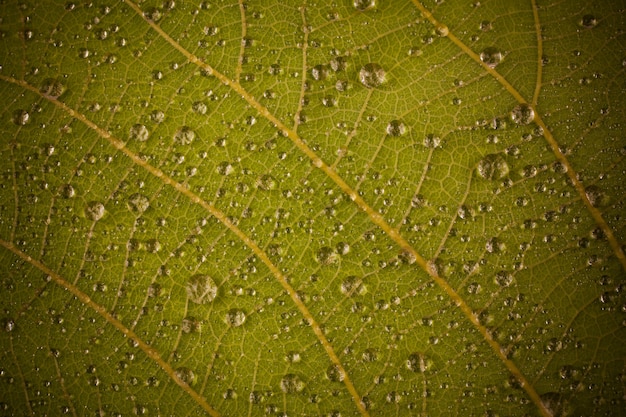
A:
[129,124,149,142]
[315,246,338,265]
[174,126,195,145]
[225,309,246,327]
[12,109,30,126]
[386,120,406,136]
[579,14,598,29]
[186,274,218,304]
[494,271,514,287]
[510,103,535,125]
[353,0,376,11]
[406,352,430,373]
[326,364,345,382]
[480,47,502,68]
[340,276,366,297]
[181,316,201,333]
[359,63,386,88]
[585,185,609,207]
[311,64,328,81]
[175,367,196,386]
[127,193,150,214]
[280,374,305,393]
[540,392,572,417]
[256,174,277,191]
[85,201,105,221]
[476,154,509,180]
[40,78,66,99]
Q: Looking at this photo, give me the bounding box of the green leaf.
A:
[1,1,624,416]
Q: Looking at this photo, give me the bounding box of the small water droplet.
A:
[225,309,246,327]
[480,47,502,68]
[216,161,235,176]
[174,367,196,386]
[150,110,165,123]
[85,201,105,221]
[256,174,277,191]
[359,63,386,88]
[540,392,572,417]
[340,276,366,297]
[510,103,535,125]
[127,193,150,214]
[386,120,406,136]
[326,364,345,382]
[330,56,347,72]
[476,154,509,180]
[192,101,208,115]
[322,95,337,107]
[3,318,15,332]
[60,184,75,198]
[129,124,149,142]
[12,109,30,126]
[311,64,328,81]
[406,352,430,373]
[40,78,66,98]
[435,25,449,37]
[186,274,218,304]
[285,351,301,363]
[353,0,376,11]
[280,374,305,393]
[174,126,195,145]
[480,20,493,31]
[585,185,609,207]
[181,316,201,333]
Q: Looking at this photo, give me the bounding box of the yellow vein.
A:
[0,72,370,417]
[8,335,34,416]
[409,2,626,268]
[235,0,247,83]
[531,0,544,106]
[0,238,220,417]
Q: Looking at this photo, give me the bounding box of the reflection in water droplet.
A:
[225,309,246,327]
[510,103,535,125]
[129,124,149,142]
[386,120,406,136]
[181,316,201,333]
[585,185,609,207]
[175,367,196,386]
[480,47,502,68]
[60,184,76,199]
[359,63,386,88]
[326,364,345,382]
[406,352,430,373]
[311,64,328,81]
[353,0,375,10]
[340,276,366,297]
[85,201,105,221]
[12,109,30,126]
[127,193,150,214]
[579,14,598,29]
[476,154,509,180]
[186,274,218,304]
[192,101,208,114]
[40,78,66,98]
[494,271,514,287]
[256,174,277,191]
[174,126,196,145]
[315,246,338,265]
[280,374,305,393]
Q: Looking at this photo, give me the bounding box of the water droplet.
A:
[386,120,406,136]
[476,154,509,180]
[485,237,505,253]
[181,316,201,333]
[129,124,149,142]
[315,246,338,265]
[423,133,440,148]
[480,47,502,68]
[150,110,165,123]
[359,63,386,88]
[325,364,345,382]
[494,271,514,287]
[174,367,196,386]
[322,95,337,107]
[127,193,150,214]
[285,351,301,363]
[12,109,30,126]
[480,20,493,31]
[340,276,366,297]
[144,7,163,22]
[256,174,277,191]
[280,374,305,393]
[3,318,15,332]
[225,309,246,327]
[216,161,235,176]
[186,274,218,304]
[362,348,378,362]
[585,185,609,207]
[540,392,572,417]
[353,0,376,11]
[60,184,76,198]
[330,56,347,72]
[40,78,66,98]
[510,103,535,125]
[311,64,328,81]
[406,352,430,373]
[435,25,449,37]
[85,201,105,221]
[192,101,208,114]
[174,126,195,145]
[579,14,598,29]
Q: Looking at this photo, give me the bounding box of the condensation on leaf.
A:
[479,47,503,68]
[174,367,196,386]
[340,276,366,297]
[476,154,509,180]
[510,103,535,125]
[326,364,345,382]
[129,123,149,142]
[84,201,105,221]
[225,309,246,327]
[186,274,218,304]
[40,78,66,98]
[359,63,386,88]
[280,374,305,393]
[540,392,572,417]
[315,246,338,265]
[386,120,406,136]
[12,109,30,126]
[584,185,609,207]
[174,126,196,145]
[353,0,376,11]
[127,193,150,214]
[406,352,431,373]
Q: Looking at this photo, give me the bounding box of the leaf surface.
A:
[1,1,625,416]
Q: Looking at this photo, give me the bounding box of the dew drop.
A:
[510,103,535,125]
[280,374,305,393]
[40,78,66,98]
[494,271,514,287]
[326,364,345,382]
[174,367,196,386]
[406,352,430,373]
[216,161,235,176]
[3,318,15,332]
[85,201,105,221]
[129,124,149,142]
[386,120,406,136]
[174,126,196,145]
[186,274,218,304]
[225,309,246,327]
[579,14,598,29]
[476,154,509,180]
[353,0,375,11]
[127,193,150,214]
[60,184,76,199]
[181,316,201,333]
[315,246,338,265]
[322,95,337,107]
[585,185,609,207]
[359,63,386,88]
[311,64,328,81]
[479,47,502,68]
[192,101,208,114]
[12,109,30,126]
[362,348,378,362]
[256,174,277,191]
[330,56,347,72]
[340,276,366,297]
[150,110,165,123]
[540,392,572,417]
